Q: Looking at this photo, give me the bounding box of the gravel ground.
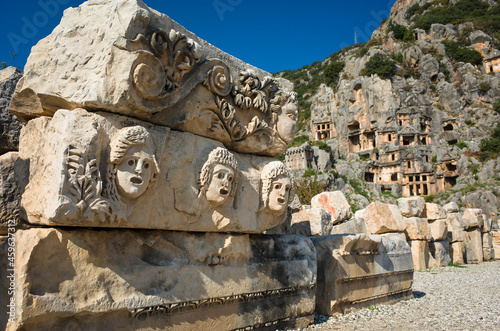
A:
[304,260,500,330]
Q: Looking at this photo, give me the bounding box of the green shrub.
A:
[431,155,437,162]
[440,63,451,81]
[464,119,474,125]
[360,53,397,80]
[290,135,309,148]
[324,60,345,87]
[276,154,285,162]
[303,169,317,177]
[358,47,369,57]
[295,176,327,204]
[480,122,500,161]
[0,62,5,70]
[455,141,468,149]
[310,140,332,152]
[391,52,404,63]
[479,82,491,94]
[442,40,483,65]
[388,22,408,40]
[494,99,500,114]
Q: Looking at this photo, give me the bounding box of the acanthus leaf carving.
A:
[232,69,278,113]
[129,27,202,100]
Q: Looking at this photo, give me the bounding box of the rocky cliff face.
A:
[278,0,500,219]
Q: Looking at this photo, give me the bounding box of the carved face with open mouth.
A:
[116,144,155,200]
[268,175,292,215]
[205,164,235,207]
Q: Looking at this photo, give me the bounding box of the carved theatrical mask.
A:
[267,175,292,215]
[276,101,298,145]
[205,164,235,207]
[106,126,159,203]
[199,147,239,208]
[116,144,156,200]
[260,161,295,216]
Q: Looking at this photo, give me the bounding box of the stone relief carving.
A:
[104,126,160,219]
[129,28,202,99]
[198,147,239,208]
[124,27,297,156]
[259,161,295,216]
[54,146,112,222]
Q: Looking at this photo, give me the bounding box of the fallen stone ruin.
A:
[0,1,497,330]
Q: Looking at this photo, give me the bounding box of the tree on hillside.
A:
[360,53,396,80]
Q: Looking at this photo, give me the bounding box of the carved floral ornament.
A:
[125,26,297,151]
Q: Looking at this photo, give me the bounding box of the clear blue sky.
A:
[1,0,395,73]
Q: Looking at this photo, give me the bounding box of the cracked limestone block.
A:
[429,219,448,242]
[403,217,430,241]
[482,214,492,233]
[464,228,483,264]
[397,197,426,218]
[449,241,465,265]
[428,240,451,268]
[361,202,405,235]
[446,212,466,243]
[290,208,333,237]
[409,240,429,271]
[462,208,484,230]
[313,234,413,316]
[310,191,352,224]
[425,203,447,221]
[20,109,295,233]
[482,232,494,261]
[4,228,316,331]
[8,0,295,157]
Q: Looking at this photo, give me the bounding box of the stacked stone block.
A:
[426,203,451,268]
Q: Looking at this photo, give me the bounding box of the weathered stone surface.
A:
[493,231,500,256]
[450,241,465,265]
[482,214,492,233]
[425,203,446,221]
[0,152,28,233]
[482,232,494,261]
[397,197,426,218]
[362,202,404,235]
[409,240,429,271]
[0,67,22,154]
[20,109,295,233]
[8,0,295,157]
[403,217,430,241]
[446,212,466,243]
[428,240,451,268]
[462,208,484,230]
[311,191,352,224]
[443,202,459,214]
[290,208,333,236]
[330,217,368,235]
[5,228,316,330]
[313,234,413,316]
[429,219,448,242]
[464,228,483,264]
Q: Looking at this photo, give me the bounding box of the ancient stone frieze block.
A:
[8,0,295,156]
[20,109,295,232]
[313,234,413,316]
[4,228,316,330]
